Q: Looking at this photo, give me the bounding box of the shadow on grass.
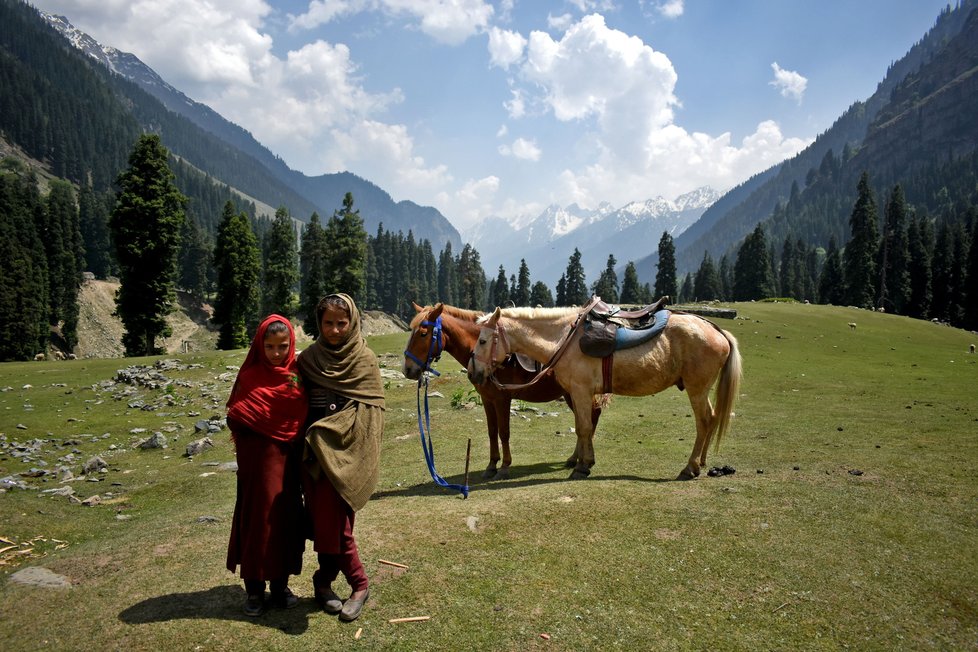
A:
[372,460,673,500]
[118,584,314,634]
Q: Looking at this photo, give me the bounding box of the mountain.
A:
[634,0,978,282]
[36,9,462,251]
[468,187,719,286]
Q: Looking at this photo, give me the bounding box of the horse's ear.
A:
[486,306,502,326]
[412,302,425,313]
[431,303,444,318]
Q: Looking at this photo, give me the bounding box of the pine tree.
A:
[78,185,114,278]
[326,193,368,303]
[299,212,328,334]
[456,244,486,311]
[679,273,694,303]
[591,254,619,302]
[620,261,642,304]
[178,213,211,303]
[733,224,773,300]
[818,236,845,305]
[843,172,880,309]
[963,216,978,331]
[654,232,677,300]
[438,241,458,304]
[718,255,733,301]
[493,265,510,307]
[110,134,186,356]
[530,281,554,307]
[45,180,82,350]
[261,206,299,318]
[877,185,911,314]
[0,172,49,360]
[555,273,567,306]
[906,215,933,319]
[213,202,261,349]
[515,259,532,306]
[693,251,721,301]
[564,248,589,306]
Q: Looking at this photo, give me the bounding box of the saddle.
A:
[579,295,671,358]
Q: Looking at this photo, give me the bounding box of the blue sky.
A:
[35,1,954,233]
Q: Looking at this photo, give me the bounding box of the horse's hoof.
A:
[676,468,699,481]
[481,468,498,480]
[564,457,578,468]
[569,469,591,480]
[497,467,510,479]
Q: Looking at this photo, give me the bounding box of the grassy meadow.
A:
[0,302,976,651]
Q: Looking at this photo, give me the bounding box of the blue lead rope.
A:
[416,372,469,498]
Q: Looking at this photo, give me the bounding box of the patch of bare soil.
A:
[75,279,406,358]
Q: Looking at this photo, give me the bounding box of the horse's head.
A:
[468,307,508,385]
[402,302,446,380]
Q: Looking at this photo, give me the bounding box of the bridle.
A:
[472,320,509,373]
[404,315,445,376]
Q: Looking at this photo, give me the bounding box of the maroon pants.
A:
[226,422,304,583]
[302,469,368,592]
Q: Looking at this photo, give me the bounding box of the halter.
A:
[404,316,444,376]
[472,319,509,373]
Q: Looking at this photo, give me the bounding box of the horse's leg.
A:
[563,394,579,468]
[481,398,501,479]
[497,399,513,479]
[677,389,715,480]
[568,391,598,480]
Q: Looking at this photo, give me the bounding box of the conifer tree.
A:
[563,248,589,306]
[693,251,721,301]
[718,255,733,301]
[877,185,911,314]
[843,172,880,309]
[261,206,299,318]
[325,193,368,303]
[592,254,619,302]
[438,241,458,304]
[906,215,933,319]
[0,172,49,360]
[456,244,486,311]
[963,217,978,330]
[818,236,845,305]
[492,265,510,307]
[110,134,186,356]
[45,180,82,350]
[620,261,642,304]
[679,273,694,303]
[213,202,261,349]
[733,224,774,300]
[654,231,677,300]
[530,281,554,307]
[515,259,532,306]
[555,273,567,306]
[78,185,114,278]
[300,212,328,334]
[178,213,211,303]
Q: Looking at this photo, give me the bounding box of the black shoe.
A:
[339,588,369,622]
[270,587,299,610]
[316,585,343,614]
[243,594,265,617]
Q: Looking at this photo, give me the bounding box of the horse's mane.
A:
[409,304,485,328]
[477,306,578,323]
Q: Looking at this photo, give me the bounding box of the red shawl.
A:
[226,314,308,442]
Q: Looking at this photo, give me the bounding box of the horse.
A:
[468,305,742,481]
[402,303,602,479]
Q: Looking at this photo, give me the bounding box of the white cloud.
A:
[504,89,526,119]
[434,176,500,226]
[770,62,807,103]
[290,0,494,45]
[498,137,541,161]
[547,13,574,31]
[655,0,684,18]
[487,26,527,69]
[510,14,811,210]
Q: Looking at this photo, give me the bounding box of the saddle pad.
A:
[614,310,670,350]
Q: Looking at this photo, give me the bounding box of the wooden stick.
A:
[463,437,472,494]
[388,616,430,624]
[354,628,363,640]
[378,559,409,569]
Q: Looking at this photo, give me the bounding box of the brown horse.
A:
[402,303,601,479]
[468,306,742,480]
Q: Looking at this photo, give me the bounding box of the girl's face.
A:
[263,330,291,366]
[320,305,352,347]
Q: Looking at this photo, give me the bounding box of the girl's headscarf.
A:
[226,314,308,442]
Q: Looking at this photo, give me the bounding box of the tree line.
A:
[4,134,978,361]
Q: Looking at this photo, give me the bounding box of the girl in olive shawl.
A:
[298,294,385,622]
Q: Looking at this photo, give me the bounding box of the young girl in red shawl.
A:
[226,315,308,617]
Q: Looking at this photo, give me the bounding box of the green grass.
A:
[1,303,976,650]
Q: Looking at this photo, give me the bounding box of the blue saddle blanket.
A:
[579,309,670,357]
[614,309,671,350]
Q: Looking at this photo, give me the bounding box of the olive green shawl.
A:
[298,294,385,511]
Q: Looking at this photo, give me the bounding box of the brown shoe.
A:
[339,588,369,622]
[243,594,265,617]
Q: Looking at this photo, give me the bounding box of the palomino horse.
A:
[402,303,601,479]
[468,306,742,480]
